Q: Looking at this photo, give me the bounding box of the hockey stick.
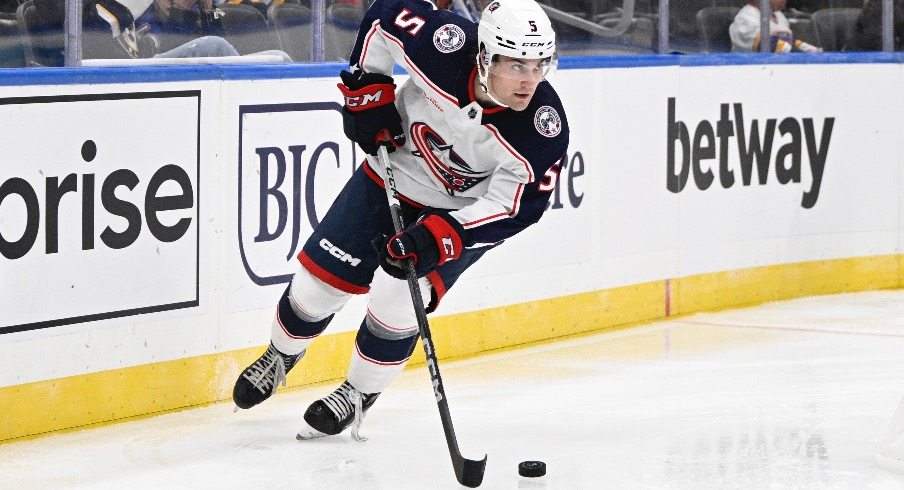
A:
[376,144,487,488]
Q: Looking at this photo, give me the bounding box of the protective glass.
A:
[486,54,557,83]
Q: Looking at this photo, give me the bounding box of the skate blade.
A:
[296,418,330,440]
[876,451,904,473]
[296,428,329,440]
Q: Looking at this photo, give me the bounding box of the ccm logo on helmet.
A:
[344,91,384,108]
[522,42,546,47]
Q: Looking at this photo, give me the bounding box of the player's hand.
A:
[374,210,465,279]
[338,70,406,155]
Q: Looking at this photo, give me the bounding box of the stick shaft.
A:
[376,146,486,488]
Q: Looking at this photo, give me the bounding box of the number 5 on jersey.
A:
[395,9,426,36]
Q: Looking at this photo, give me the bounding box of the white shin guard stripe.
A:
[364,309,419,342]
[367,307,417,332]
[271,315,316,356]
[348,342,410,395]
[288,293,326,323]
[290,265,352,321]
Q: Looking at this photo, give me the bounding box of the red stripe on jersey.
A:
[485,124,534,182]
[358,20,381,69]
[462,211,510,227]
[377,28,459,105]
[453,123,529,226]
[461,179,525,226]
[297,250,370,294]
[510,181,525,215]
[363,161,426,209]
[355,341,410,365]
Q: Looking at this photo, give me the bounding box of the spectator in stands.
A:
[845,0,904,51]
[85,0,291,60]
[34,0,290,63]
[730,0,823,52]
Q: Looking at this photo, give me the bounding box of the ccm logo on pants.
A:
[320,238,361,266]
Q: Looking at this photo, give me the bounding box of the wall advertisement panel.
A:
[0,91,202,335]
[596,64,902,283]
[1,61,903,442]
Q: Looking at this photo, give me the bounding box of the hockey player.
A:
[233,0,569,440]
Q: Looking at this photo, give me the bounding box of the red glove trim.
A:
[337,82,396,112]
[421,214,463,265]
[385,233,418,264]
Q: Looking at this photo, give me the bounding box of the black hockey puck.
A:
[518,460,546,477]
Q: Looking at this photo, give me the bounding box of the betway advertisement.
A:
[0,91,201,334]
[597,63,902,281]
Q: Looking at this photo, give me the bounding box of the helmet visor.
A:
[486,53,557,84]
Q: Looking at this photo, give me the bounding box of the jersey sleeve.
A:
[729,8,758,52]
[451,154,566,248]
[729,8,796,53]
[451,89,570,248]
[348,0,441,75]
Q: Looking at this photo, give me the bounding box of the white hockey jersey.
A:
[349,0,570,248]
[729,5,819,53]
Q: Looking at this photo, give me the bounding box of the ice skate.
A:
[876,423,904,473]
[876,394,904,473]
[296,380,379,441]
[233,343,303,410]
[876,444,904,473]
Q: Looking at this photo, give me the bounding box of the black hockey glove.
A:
[337,69,406,155]
[374,210,465,279]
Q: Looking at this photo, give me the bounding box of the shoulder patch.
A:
[433,24,466,53]
[534,106,562,137]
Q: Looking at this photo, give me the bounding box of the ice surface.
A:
[5,290,904,489]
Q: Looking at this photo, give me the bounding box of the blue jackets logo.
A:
[434,24,466,53]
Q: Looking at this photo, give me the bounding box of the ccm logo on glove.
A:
[337,69,407,155]
[340,85,394,110]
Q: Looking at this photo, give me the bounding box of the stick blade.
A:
[454,454,487,488]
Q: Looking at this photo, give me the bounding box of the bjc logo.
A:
[238,103,356,285]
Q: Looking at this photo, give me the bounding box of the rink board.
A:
[2,54,904,441]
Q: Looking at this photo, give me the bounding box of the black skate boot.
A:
[296,380,380,441]
[233,343,303,410]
